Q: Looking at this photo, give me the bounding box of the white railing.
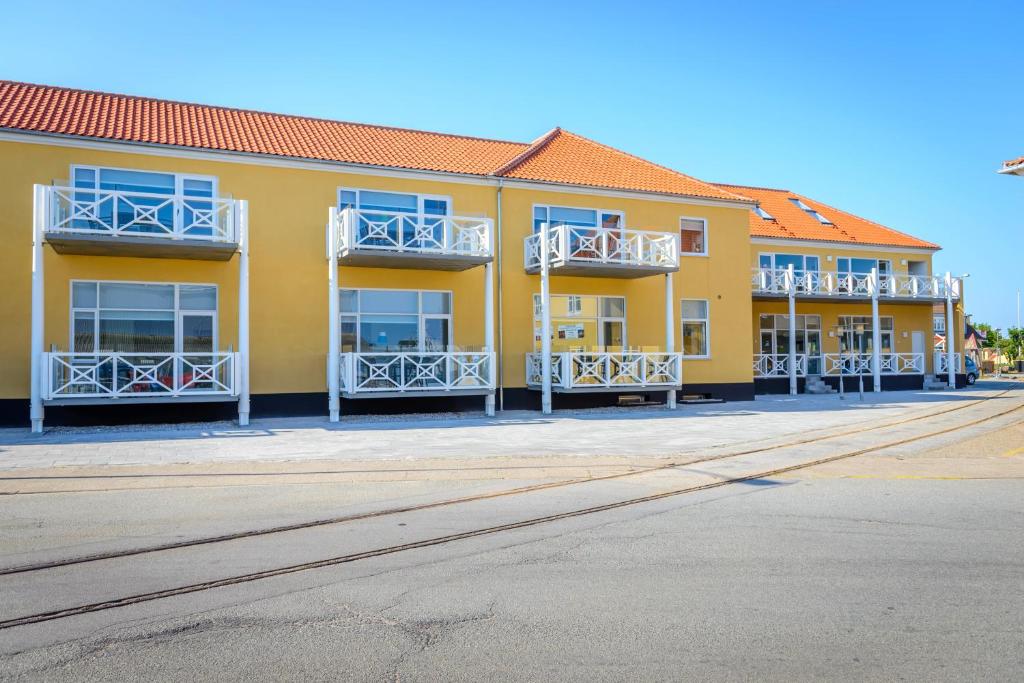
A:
[339,352,495,394]
[334,208,492,258]
[526,351,682,389]
[42,352,239,400]
[752,268,961,300]
[753,353,809,378]
[933,352,963,374]
[821,352,925,376]
[525,225,679,271]
[43,186,239,242]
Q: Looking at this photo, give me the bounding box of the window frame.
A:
[71,164,219,198]
[68,280,219,354]
[337,188,453,217]
[531,203,625,234]
[758,252,821,274]
[679,216,709,257]
[339,287,454,353]
[532,293,627,350]
[680,299,711,359]
[836,256,893,277]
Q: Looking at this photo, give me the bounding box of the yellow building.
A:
[0,81,965,429]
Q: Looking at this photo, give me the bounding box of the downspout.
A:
[496,179,505,411]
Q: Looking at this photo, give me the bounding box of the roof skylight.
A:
[753,205,775,221]
[789,197,833,225]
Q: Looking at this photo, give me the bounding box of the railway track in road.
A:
[0,384,1020,581]
[1,386,1022,630]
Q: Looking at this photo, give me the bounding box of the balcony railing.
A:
[333,208,492,262]
[339,352,495,395]
[41,352,239,400]
[526,351,682,390]
[933,352,963,375]
[751,268,961,300]
[524,225,679,275]
[43,186,239,243]
[753,353,926,378]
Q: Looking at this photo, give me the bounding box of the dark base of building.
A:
[0,382,756,427]
[754,374,968,395]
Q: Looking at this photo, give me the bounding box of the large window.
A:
[533,205,623,233]
[533,294,626,352]
[679,217,707,255]
[838,315,894,354]
[71,166,216,235]
[837,257,891,277]
[681,300,710,358]
[338,188,449,216]
[340,289,452,352]
[758,253,820,275]
[71,282,218,353]
[759,314,822,373]
[339,189,451,248]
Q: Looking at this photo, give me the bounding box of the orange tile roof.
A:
[0,80,745,202]
[1002,155,1024,169]
[716,183,940,250]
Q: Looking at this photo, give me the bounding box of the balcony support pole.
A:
[870,267,882,393]
[787,264,797,396]
[238,200,251,425]
[30,185,45,433]
[664,273,676,409]
[945,271,955,388]
[327,208,341,421]
[540,222,553,414]
[484,260,496,417]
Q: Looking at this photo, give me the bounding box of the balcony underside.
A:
[525,262,679,279]
[752,293,946,305]
[342,388,493,399]
[526,383,680,393]
[46,233,238,261]
[42,394,239,407]
[339,249,492,271]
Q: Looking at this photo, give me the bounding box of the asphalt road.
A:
[0,396,1022,681]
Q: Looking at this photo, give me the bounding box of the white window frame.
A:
[933,315,946,334]
[680,299,711,359]
[337,188,453,216]
[758,252,821,273]
[71,164,219,198]
[532,203,625,233]
[679,216,709,257]
[533,294,627,349]
[836,256,892,277]
[838,315,894,353]
[69,280,219,354]
[339,287,454,353]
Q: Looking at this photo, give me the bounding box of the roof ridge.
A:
[491,127,562,176]
[796,192,940,250]
[551,129,751,203]
[0,79,531,148]
[712,182,792,194]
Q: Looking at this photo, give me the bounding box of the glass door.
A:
[601,320,625,351]
[422,316,451,352]
[179,312,215,391]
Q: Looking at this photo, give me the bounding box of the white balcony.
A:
[339,351,495,398]
[753,352,925,378]
[526,351,682,392]
[753,353,808,378]
[41,352,240,405]
[933,352,963,375]
[751,268,961,302]
[331,207,493,270]
[525,225,679,278]
[41,185,241,260]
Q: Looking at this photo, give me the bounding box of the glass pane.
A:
[181,314,214,352]
[602,321,625,350]
[179,285,216,310]
[850,258,875,274]
[359,290,419,314]
[422,291,451,314]
[423,199,448,216]
[359,190,418,213]
[533,206,549,233]
[601,297,625,318]
[423,318,450,351]
[182,178,214,198]
[759,314,774,331]
[73,167,96,188]
[99,283,175,310]
[99,313,174,352]
[72,282,98,308]
[758,254,772,269]
[73,312,95,352]
[360,315,419,351]
[600,213,622,229]
[98,168,175,195]
[680,300,707,319]
[837,258,849,272]
[340,289,358,313]
[680,228,705,254]
[683,322,707,356]
[341,316,357,352]
[339,190,357,210]
[805,256,820,272]
[549,206,597,227]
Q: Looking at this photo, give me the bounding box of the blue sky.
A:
[3,0,1022,329]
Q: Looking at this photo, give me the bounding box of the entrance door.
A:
[912,331,924,372]
[422,316,451,352]
[178,312,216,391]
[601,320,625,350]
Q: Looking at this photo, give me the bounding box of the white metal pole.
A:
[665,272,676,409]
[237,200,251,426]
[484,260,495,417]
[327,208,341,421]
[787,264,797,396]
[870,267,882,393]
[945,271,955,388]
[30,185,45,433]
[540,222,553,414]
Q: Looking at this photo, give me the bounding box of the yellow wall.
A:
[0,138,754,402]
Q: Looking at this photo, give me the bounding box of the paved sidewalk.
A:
[0,384,1016,470]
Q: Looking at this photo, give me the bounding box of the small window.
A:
[681,299,710,358]
[680,218,707,255]
[753,205,775,221]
